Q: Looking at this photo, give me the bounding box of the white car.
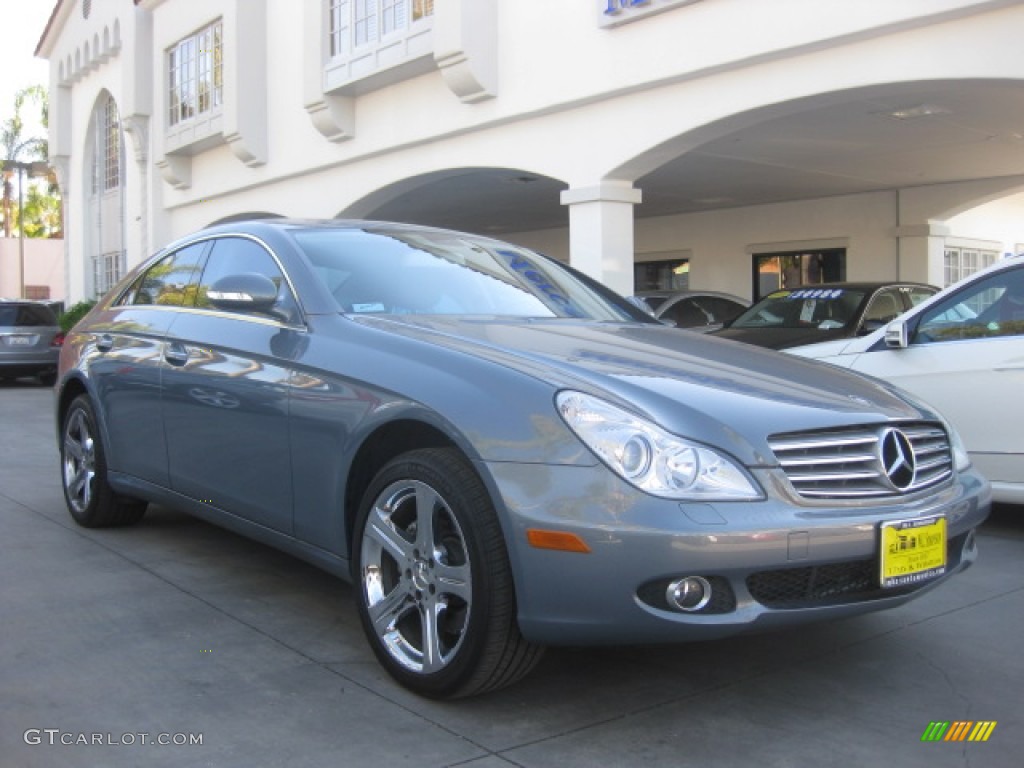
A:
[788,254,1024,504]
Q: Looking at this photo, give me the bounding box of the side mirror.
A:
[884,319,909,349]
[206,273,280,313]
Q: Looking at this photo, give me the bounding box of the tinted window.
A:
[730,288,866,330]
[662,298,710,327]
[293,227,642,322]
[128,243,208,306]
[915,266,1024,343]
[701,297,746,324]
[197,237,300,321]
[0,304,57,326]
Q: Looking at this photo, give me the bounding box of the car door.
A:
[83,241,210,486]
[848,266,1024,486]
[161,235,302,533]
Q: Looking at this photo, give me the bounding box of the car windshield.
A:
[729,288,867,330]
[292,227,649,322]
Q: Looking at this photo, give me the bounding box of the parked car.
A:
[788,255,1024,505]
[633,290,749,331]
[0,299,63,385]
[712,282,938,350]
[56,220,989,698]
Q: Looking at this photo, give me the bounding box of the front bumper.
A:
[485,460,990,646]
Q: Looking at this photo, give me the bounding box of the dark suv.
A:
[0,300,63,385]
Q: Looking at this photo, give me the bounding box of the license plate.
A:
[4,335,34,346]
[879,515,946,588]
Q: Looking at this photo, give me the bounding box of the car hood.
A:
[351,315,928,466]
[712,326,852,350]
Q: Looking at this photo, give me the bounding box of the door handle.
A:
[96,334,114,353]
[163,342,190,367]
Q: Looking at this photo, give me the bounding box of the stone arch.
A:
[337,167,568,235]
[82,89,127,298]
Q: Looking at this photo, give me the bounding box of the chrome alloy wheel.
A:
[62,408,96,515]
[360,479,473,674]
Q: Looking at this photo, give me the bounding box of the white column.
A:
[895,222,949,286]
[560,182,642,296]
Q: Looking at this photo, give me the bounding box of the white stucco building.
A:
[35,0,1024,304]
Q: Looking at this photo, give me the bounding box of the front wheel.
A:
[61,395,147,528]
[353,448,543,698]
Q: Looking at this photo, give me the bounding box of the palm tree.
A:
[1,85,50,237]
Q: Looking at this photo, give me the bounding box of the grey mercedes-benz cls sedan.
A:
[55,219,990,698]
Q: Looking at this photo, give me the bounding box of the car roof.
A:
[761,281,936,293]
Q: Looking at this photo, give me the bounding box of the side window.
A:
[128,243,208,307]
[197,237,300,322]
[662,298,709,328]
[914,267,1024,344]
[862,289,903,327]
[905,286,937,308]
[703,297,746,325]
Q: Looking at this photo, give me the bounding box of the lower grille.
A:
[748,533,967,609]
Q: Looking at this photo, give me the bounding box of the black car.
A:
[712,282,938,350]
[0,299,63,384]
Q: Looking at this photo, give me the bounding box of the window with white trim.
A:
[328,0,433,58]
[103,97,120,190]
[168,21,223,127]
[943,247,997,287]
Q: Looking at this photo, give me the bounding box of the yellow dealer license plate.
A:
[880,516,946,588]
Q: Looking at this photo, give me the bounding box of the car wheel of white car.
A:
[61,395,147,528]
[354,447,543,698]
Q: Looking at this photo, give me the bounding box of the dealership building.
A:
[36,0,1024,303]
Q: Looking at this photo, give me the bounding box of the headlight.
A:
[945,418,971,472]
[556,391,761,500]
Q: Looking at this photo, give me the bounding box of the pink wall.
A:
[0,238,65,301]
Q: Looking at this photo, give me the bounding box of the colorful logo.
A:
[921,721,997,742]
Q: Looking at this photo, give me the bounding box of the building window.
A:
[328,0,433,57]
[634,259,689,292]
[943,247,997,287]
[168,21,223,127]
[103,97,120,190]
[93,251,126,298]
[753,249,846,301]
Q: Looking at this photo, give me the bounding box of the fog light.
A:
[666,576,712,612]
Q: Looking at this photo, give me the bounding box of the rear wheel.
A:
[353,447,543,698]
[61,395,147,528]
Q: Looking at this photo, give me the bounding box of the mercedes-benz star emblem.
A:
[879,428,916,491]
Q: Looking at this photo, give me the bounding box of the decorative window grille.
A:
[168,21,223,127]
[328,0,432,57]
[943,247,998,287]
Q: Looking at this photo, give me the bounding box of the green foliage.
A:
[2,84,59,238]
[59,300,97,333]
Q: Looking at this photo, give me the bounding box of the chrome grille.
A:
[768,422,953,500]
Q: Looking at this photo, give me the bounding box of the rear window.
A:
[0,304,57,327]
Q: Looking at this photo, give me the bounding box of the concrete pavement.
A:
[1,381,1021,768]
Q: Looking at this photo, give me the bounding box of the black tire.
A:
[353,447,543,698]
[60,395,148,528]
